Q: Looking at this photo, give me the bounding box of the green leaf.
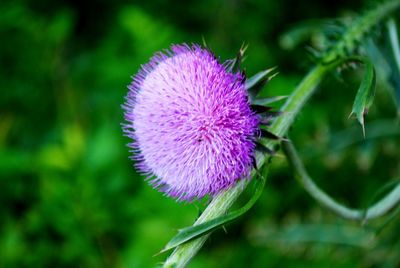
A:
[160,168,268,253]
[251,95,287,106]
[225,43,248,73]
[250,104,273,113]
[349,57,376,137]
[245,67,278,99]
[260,129,285,141]
[255,142,276,156]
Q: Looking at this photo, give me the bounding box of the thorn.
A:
[361,118,366,138]
[268,71,279,80]
[273,153,286,159]
[240,42,249,55]
[261,111,283,118]
[251,105,273,113]
[246,67,278,91]
[348,111,354,119]
[251,155,258,170]
[201,36,208,48]
[259,129,288,141]
[251,95,288,106]
[154,248,167,257]
[255,141,275,156]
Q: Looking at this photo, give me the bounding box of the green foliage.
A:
[349,57,377,136]
[1,0,400,267]
[245,67,278,99]
[322,0,400,63]
[162,168,267,254]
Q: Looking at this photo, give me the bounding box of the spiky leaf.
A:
[255,141,275,155]
[260,129,286,141]
[246,67,277,99]
[250,105,273,114]
[252,95,287,106]
[160,168,267,253]
[349,57,376,137]
[225,43,248,73]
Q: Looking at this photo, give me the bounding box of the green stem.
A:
[387,18,400,116]
[267,65,327,138]
[163,179,248,268]
[323,0,400,63]
[282,140,400,221]
[387,18,400,74]
[164,64,328,268]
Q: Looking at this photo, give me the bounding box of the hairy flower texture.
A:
[123,44,259,201]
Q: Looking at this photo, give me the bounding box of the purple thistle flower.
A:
[123,44,260,201]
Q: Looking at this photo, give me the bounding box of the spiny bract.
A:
[123,44,259,201]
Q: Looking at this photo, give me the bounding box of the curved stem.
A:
[282,140,400,221]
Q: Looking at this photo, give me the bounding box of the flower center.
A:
[195,116,222,143]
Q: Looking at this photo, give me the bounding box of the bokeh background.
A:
[1,0,400,267]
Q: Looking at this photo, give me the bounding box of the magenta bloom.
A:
[123,44,259,201]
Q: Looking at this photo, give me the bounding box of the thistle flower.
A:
[123,44,272,201]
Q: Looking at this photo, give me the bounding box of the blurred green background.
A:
[1,0,400,267]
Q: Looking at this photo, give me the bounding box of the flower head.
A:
[123,44,259,201]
